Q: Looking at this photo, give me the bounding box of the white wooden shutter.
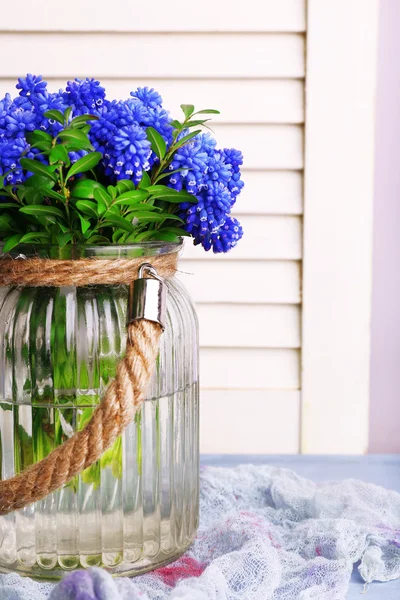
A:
[0,0,305,455]
[0,0,378,454]
[301,0,378,454]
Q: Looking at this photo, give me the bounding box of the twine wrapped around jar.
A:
[0,252,178,515]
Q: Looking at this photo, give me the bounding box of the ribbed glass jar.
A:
[0,242,199,579]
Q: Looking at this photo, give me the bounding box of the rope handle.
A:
[0,264,166,515]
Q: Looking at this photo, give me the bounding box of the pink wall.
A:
[369,0,400,452]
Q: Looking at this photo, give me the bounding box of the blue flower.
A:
[222,148,244,198]
[210,216,243,253]
[89,101,118,152]
[113,99,146,128]
[130,86,163,109]
[206,150,232,186]
[180,181,234,245]
[129,90,173,144]
[0,95,12,132]
[64,78,106,112]
[174,136,244,252]
[90,96,172,182]
[5,109,37,137]
[0,137,35,184]
[13,74,49,113]
[103,124,152,183]
[16,74,47,98]
[33,92,68,136]
[168,133,211,192]
[141,106,173,144]
[191,214,243,253]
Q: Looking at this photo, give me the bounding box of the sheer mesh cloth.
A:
[1,464,399,599]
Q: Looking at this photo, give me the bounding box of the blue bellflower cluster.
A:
[0,75,244,252]
[171,134,244,251]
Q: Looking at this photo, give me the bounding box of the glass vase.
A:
[0,242,199,579]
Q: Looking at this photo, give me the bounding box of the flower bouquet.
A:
[0,74,243,253]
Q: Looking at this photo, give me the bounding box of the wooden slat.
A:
[198,304,301,348]
[301,0,378,455]
[200,390,300,453]
[234,171,303,215]
[179,261,301,304]
[200,348,300,389]
[0,34,305,78]
[183,216,303,260]
[1,1,306,32]
[0,79,304,125]
[212,124,303,169]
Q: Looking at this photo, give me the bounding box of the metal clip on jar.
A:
[128,263,167,332]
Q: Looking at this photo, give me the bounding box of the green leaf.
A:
[115,179,135,194]
[28,130,53,143]
[76,200,98,218]
[93,187,112,215]
[66,152,102,180]
[20,158,58,182]
[132,230,158,242]
[62,139,95,152]
[31,140,52,153]
[181,104,195,119]
[64,106,73,124]
[147,185,198,203]
[79,214,91,234]
[107,186,117,200]
[159,213,184,223]
[150,231,181,242]
[155,167,192,183]
[21,188,42,205]
[3,234,23,253]
[112,228,127,244]
[146,127,166,160]
[159,226,190,237]
[102,214,134,232]
[44,109,64,125]
[131,212,183,223]
[58,129,92,147]
[138,171,151,189]
[146,185,171,194]
[57,232,73,247]
[55,221,68,233]
[19,232,51,244]
[39,188,66,202]
[195,108,220,114]
[172,130,201,152]
[132,228,184,242]
[24,174,55,189]
[170,119,182,130]
[0,214,16,231]
[20,205,65,219]
[0,202,19,209]
[155,194,197,204]
[185,119,211,128]
[69,114,99,129]
[123,203,160,213]
[85,234,110,244]
[4,185,17,195]
[71,179,107,200]
[0,175,4,188]
[114,189,148,204]
[49,144,70,165]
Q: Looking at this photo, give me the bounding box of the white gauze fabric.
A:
[1,464,400,600]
